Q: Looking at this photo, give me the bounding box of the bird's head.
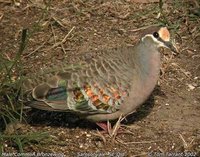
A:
[141,27,178,53]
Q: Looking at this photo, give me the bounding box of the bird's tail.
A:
[18,75,70,112]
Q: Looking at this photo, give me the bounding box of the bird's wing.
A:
[22,46,136,114]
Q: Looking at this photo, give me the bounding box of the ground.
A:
[0,0,200,156]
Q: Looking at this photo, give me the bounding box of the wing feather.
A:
[22,46,136,115]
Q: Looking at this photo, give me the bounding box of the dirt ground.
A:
[0,0,200,156]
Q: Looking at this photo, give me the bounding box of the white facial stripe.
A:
[142,34,167,48]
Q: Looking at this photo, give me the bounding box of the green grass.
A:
[0,29,30,153]
[0,1,53,153]
[0,28,50,155]
[0,29,27,130]
[0,132,50,154]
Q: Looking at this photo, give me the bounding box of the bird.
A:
[20,26,177,125]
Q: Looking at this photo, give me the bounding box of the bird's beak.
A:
[164,41,178,54]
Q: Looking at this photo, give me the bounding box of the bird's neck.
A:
[135,41,161,83]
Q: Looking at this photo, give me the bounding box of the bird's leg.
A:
[94,116,135,143]
[96,115,124,138]
[96,122,109,132]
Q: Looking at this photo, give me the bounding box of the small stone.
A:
[86,134,91,137]
[187,84,195,91]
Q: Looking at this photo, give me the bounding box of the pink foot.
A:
[96,122,108,132]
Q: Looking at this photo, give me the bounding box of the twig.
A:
[61,43,67,54]
[92,130,106,144]
[0,13,3,21]
[51,23,57,44]
[130,24,160,32]
[125,141,159,144]
[62,26,75,43]
[171,63,192,78]
[4,53,11,61]
[117,126,135,135]
[52,16,67,29]
[49,26,75,50]
[123,140,160,144]
[0,0,11,4]
[23,36,50,58]
[110,115,124,138]
[179,134,188,149]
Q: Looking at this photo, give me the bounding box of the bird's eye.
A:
[153,32,159,38]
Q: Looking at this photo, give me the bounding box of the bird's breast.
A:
[120,51,160,114]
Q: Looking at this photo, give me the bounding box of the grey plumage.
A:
[21,27,177,122]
